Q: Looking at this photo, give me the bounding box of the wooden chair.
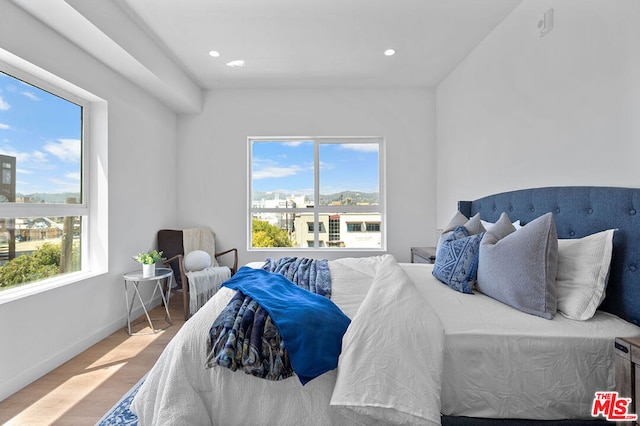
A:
[158,228,238,320]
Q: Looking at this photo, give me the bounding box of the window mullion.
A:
[314,140,320,248]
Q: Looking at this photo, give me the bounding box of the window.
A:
[346,222,362,232]
[249,137,385,250]
[366,222,381,232]
[0,55,105,297]
[307,222,326,233]
[328,216,341,242]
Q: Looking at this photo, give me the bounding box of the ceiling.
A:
[117,0,523,89]
[11,0,523,112]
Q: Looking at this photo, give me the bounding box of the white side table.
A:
[123,267,173,335]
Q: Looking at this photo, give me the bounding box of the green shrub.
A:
[252,218,293,248]
[0,243,61,288]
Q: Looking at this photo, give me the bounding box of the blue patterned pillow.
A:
[432,226,484,294]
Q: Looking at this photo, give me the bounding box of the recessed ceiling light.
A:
[208,50,220,57]
[384,49,396,56]
[226,60,245,67]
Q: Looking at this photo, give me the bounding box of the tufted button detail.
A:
[492,206,497,211]
[556,208,560,213]
[588,208,593,214]
[530,207,535,212]
[630,265,637,272]
[509,207,514,212]
[570,231,576,237]
[630,209,637,215]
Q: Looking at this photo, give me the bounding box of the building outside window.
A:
[249,137,385,250]
[0,66,89,293]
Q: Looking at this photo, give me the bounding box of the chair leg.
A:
[183,279,190,321]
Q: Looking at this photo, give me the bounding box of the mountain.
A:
[253,190,379,205]
[319,191,379,205]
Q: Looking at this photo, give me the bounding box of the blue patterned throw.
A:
[262,256,332,298]
[95,375,144,426]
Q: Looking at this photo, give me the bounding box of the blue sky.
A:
[0,71,82,198]
[252,140,379,196]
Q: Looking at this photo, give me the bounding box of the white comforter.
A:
[131,254,444,426]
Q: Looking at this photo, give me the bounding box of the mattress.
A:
[401,263,640,420]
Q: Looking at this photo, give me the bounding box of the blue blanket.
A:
[207,265,350,385]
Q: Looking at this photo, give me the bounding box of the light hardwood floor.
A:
[0,298,185,426]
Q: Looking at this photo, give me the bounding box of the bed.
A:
[131,186,640,425]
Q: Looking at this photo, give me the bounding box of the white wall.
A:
[0,3,178,401]
[177,88,436,264]
[436,0,640,226]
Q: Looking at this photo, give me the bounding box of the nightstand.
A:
[614,337,640,424]
[410,247,436,264]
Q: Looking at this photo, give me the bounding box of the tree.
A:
[252,218,293,247]
[0,241,80,289]
[0,243,60,288]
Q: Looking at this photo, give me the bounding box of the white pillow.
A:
[556,229,615,320]
[184,250,212,272]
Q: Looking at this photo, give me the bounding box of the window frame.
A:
[248,136,386,251]
[0,50,107,303]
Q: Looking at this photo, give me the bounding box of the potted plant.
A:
[133,249,164,277]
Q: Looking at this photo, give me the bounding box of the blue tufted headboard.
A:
[457,186,640,326]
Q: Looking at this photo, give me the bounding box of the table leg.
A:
[133,281,154,331]
[160,275,173,324]
[124,276,174,335]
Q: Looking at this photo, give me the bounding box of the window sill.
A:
[0,270,106,306]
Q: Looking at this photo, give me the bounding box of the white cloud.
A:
[0,123,9,130]
[282,141,308,147]
[319,160,334,171]
[21,91,40,101]
[0,147,50,168]
[339,143,379,153]
[43,139,81,162]
[31,150,48,163]
[0,96,9,111]
[65,172,81,181]
[48,177,80,194]
[253,165,304,180]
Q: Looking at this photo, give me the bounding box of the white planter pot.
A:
[142,263,156,278]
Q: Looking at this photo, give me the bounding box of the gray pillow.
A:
[437,212,485,252]
[477,212,558,319]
